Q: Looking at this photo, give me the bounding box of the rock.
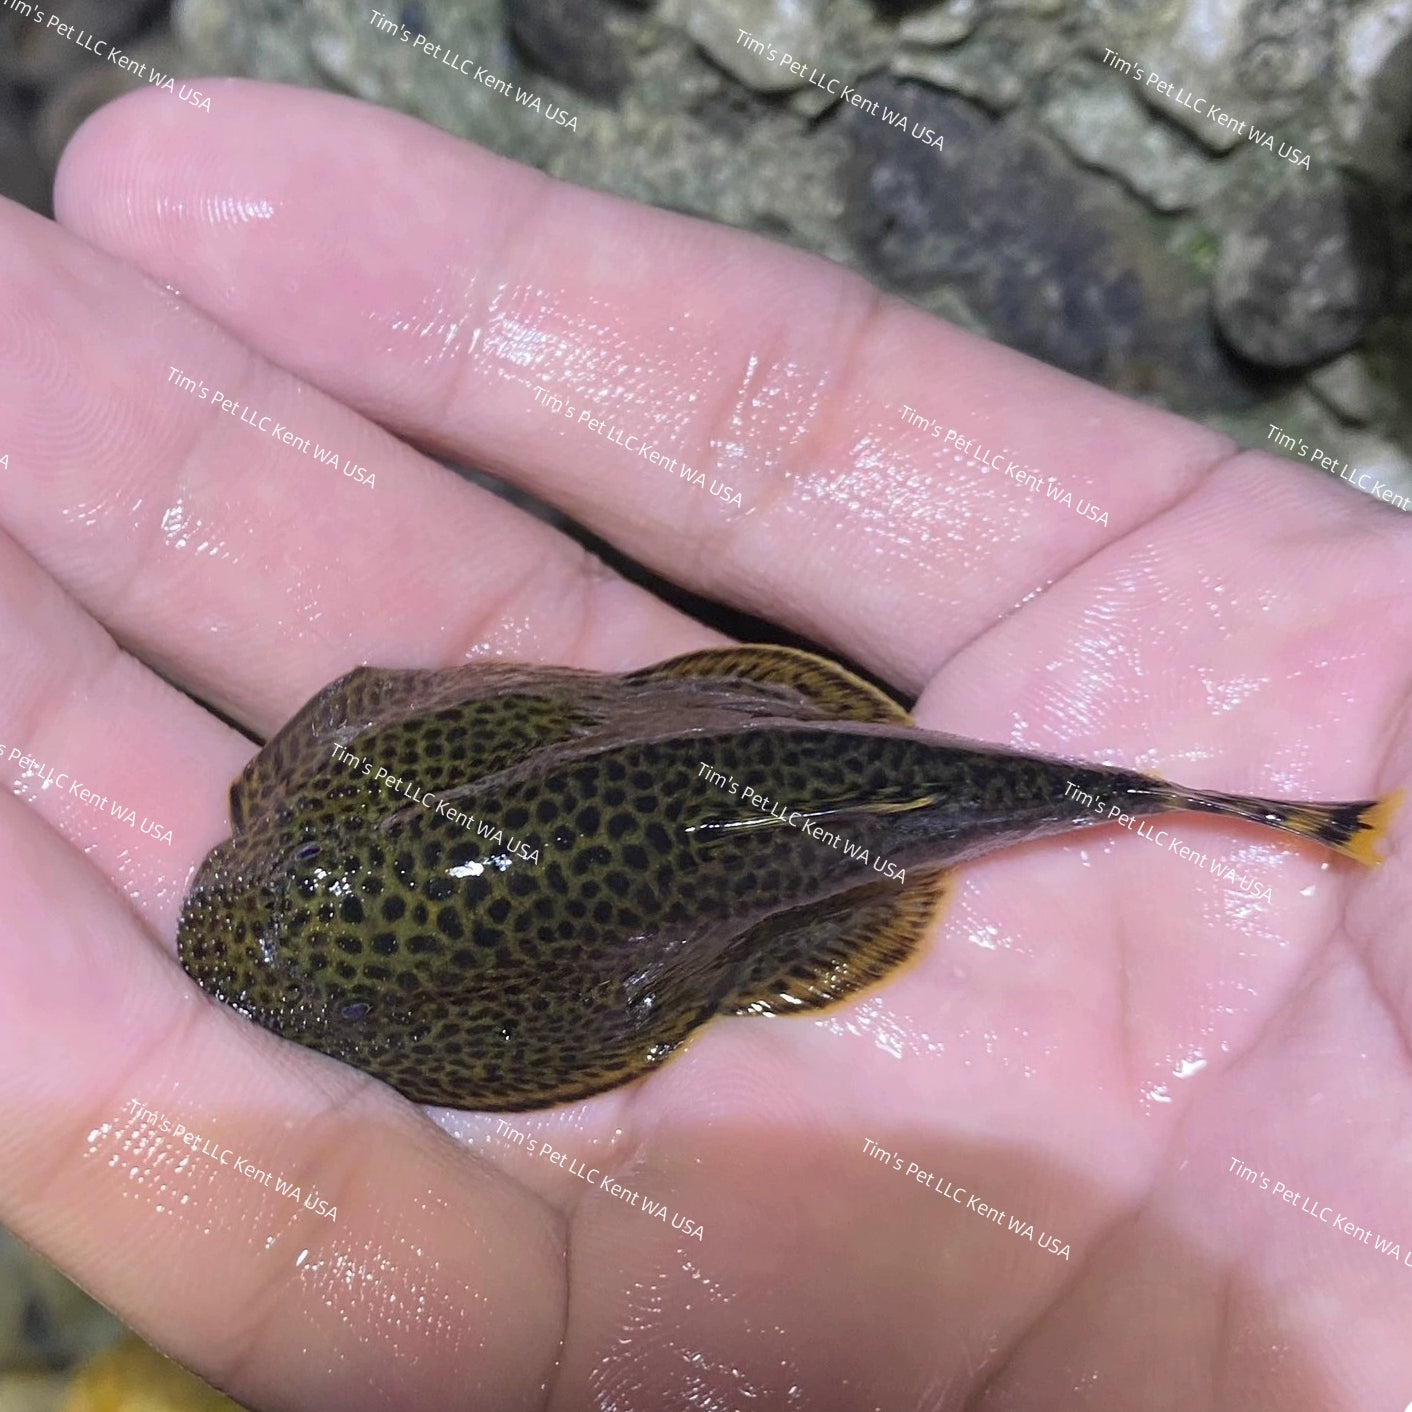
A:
[169,0,1405,432]
[869,0,939,15]
[1082,0,1187,30]
[1335,0,1412,186]
[1104,2,1250,153]
[177,0,330,86]
[673,0,823,92]
[0,0,161,84]
[895,0,980,46]
[188,0,570,168]
[0,1232,122,1373]
[0,22,78,87]
[1123,56,1249,154]
[1333,432,1412,509]
[892,33,1025,109]
[841,83,986,288]
[1039,58,1224,210]
[841,81,1258,410]
[1213,187,1390,367]
[0,88,48,214]
[556,53,852,257]
[1108,0,1333,158]
[669,0,887,104]
[787,78,845,120]
[506,0,630,102]
[1233,0,1335,99]
[1309,352,1394,426]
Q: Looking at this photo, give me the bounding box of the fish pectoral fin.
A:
[628,644,912,725]
[231,665,409,829]
[228,657,604,824]
[231,661,605,830]
[718,867,949,1017]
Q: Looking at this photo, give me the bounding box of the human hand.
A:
[1,79,1408,1410]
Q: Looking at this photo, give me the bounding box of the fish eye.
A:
[340,1001,371,1022]
[294,843,321,862]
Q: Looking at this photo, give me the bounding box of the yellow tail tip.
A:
[1341,788,1403,867]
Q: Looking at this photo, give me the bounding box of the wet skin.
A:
[7,79,1412,1412]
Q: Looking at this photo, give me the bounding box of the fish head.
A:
[176,823,411,1061]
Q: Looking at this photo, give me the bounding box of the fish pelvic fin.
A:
[719,868,949,1017]
[1177,785,1402,868]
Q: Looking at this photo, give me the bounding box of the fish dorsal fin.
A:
[629,645,911,725]
[232,648,909,832]
[230,663,607,831]
[719,867,948,1016]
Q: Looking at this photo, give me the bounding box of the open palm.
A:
[1,80,1407,1412]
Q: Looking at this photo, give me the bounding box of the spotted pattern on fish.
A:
[178,646,1395,1111]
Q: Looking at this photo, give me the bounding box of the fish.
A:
[176,645,1399,1112]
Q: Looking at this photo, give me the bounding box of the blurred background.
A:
[1,0,1410,1406]
[3,0,1410,479]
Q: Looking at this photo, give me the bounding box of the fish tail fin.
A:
[1169,785,1402,867]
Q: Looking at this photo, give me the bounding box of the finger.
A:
[919,451,1412,787]
[0,788,565,1412]
[54,81,1240,691]
[0,519,251,933]
[0,192,709,743]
